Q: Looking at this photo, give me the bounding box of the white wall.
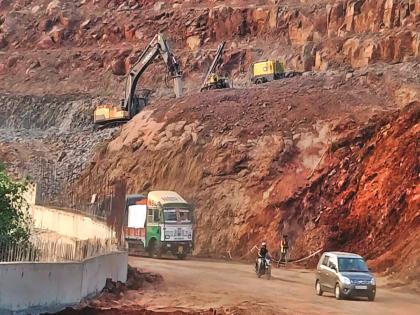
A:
[0,252,128,315]
[29,205,115,240]
[24,183,115,241]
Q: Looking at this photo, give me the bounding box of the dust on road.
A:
[126,257,420,315]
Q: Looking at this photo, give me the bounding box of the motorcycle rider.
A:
[255,242,269,273]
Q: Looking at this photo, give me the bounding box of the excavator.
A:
[93,33,183,127]
[200,41,230,91]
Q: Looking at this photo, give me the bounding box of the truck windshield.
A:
[338,257,369,272]
[164,209,191,223]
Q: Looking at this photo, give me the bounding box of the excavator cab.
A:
[93,95,147,128]
[202,73,230,91]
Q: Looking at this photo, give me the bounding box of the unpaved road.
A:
[129,257,420,315]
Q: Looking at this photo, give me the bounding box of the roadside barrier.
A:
[226,245,322,264]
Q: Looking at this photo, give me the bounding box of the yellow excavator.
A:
[94,33,183,127]
[200,41,230,91]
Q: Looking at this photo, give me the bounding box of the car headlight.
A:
[370,278,376,285]
[339,275,351,285]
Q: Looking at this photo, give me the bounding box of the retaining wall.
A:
[29,205,115,240]
[0,251,128,315]
[24,184,115,241]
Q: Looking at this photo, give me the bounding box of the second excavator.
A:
[94,33,183,127]
[200,41,230,91]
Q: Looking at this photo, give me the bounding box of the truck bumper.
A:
[162,241,192,255]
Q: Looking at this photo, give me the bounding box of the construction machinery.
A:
[93,33,183,127]
[250,60,285,84]
[200,41,230,91]
[250,60,302,85]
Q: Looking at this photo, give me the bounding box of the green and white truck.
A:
[123,191,193,259]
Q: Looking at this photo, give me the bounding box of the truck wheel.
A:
[255,78,264,85]
[148,239,159,258]
[177,253,186,260]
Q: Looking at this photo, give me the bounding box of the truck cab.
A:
[124,191,193,259]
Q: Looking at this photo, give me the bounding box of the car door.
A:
[327,257,339,289]
[319,255,332,290]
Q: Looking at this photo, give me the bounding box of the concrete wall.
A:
[24,183,115,240]
[0,252,128,315]
[29,205,115,240]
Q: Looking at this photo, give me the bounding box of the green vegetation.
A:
[0,163,32,244]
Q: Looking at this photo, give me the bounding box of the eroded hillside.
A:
[73,64,419,285]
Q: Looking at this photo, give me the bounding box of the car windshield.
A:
[164,209,191,223]
[338,257,369,272]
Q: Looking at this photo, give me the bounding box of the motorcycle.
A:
[255,256,271,280]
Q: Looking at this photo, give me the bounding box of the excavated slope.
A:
[0,0,418,95]
[74,68,419,284]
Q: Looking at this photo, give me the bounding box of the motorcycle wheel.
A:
[266,267,271,280]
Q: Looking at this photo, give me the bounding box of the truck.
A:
[123,191,193,259]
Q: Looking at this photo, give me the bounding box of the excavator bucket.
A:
[173,75,183,98]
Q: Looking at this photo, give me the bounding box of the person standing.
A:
[279,235,289,266]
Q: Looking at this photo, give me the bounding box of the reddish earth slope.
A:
[73,68,419,283]
[271,102,419,283]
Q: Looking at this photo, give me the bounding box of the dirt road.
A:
[129,257,420,315]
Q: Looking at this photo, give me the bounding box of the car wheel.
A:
[335,283,342,300]
[315,280,323,296]
[368,292,375,301]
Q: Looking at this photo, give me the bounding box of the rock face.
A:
[0,94,116,204]
[0,0,418,95]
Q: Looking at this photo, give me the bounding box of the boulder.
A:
[187,35,201,50]
[0,34,7,49]
[111,58,126,76]
[154,1,165,12]
[302,42,316,71]
[46,0,61,16]
[36,35,54,49]
[7,55,19,67]
[49,25,66,43]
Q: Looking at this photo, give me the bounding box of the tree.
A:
[0,163,32,245]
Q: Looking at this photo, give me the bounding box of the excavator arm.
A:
[201,41,226,91]
[123,33,183,117]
